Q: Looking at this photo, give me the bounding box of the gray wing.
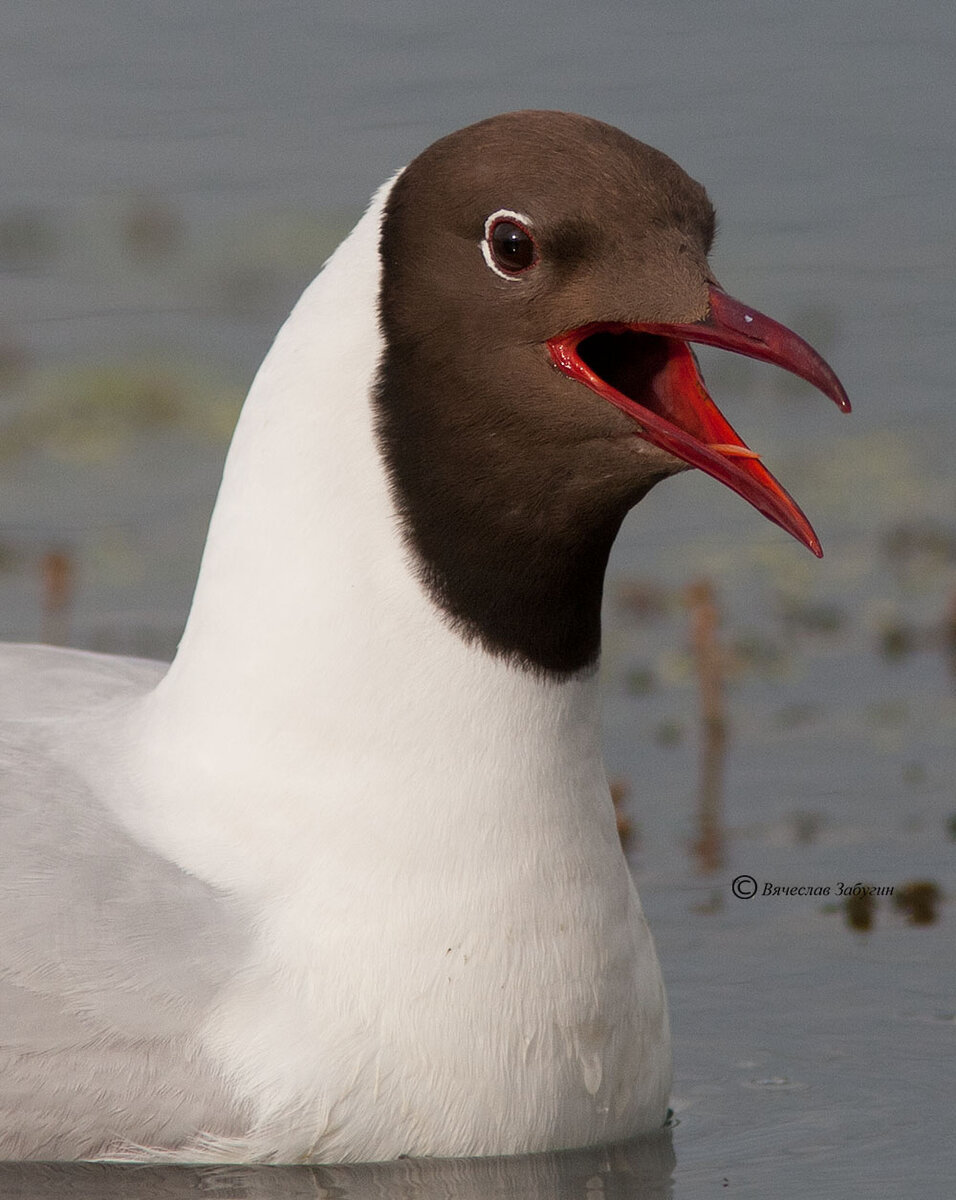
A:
[0,644,251,1159]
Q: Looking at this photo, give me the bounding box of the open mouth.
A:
[547,286,851,557]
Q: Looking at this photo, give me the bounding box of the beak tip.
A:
[829,377,852,414]
[803,530,824,558]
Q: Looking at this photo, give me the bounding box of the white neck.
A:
[123,180,610,891]
[153,179,408,746]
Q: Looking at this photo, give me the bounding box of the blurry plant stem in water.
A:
[688,578,726,873]
[40,547,73,647]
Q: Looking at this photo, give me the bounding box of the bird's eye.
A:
[482,210,537,279]
[490,220,535,271]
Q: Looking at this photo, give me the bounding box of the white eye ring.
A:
[480,208,536,280]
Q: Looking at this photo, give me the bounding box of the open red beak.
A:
[548,284,851,556]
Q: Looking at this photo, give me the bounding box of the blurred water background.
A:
[0,2,953,1196]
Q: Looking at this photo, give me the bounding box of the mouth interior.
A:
[575,327,753,457]
[577,330,689,432]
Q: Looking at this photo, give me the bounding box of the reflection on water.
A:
[0,1134,675,1200]
[686,580,727,874]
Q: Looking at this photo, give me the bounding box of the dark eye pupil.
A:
[490,220,536,272]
